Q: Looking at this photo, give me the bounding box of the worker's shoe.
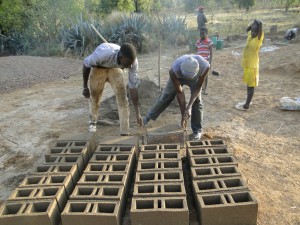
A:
[191,132,201,140]
[88,123,97,132]
[143,115,150,126]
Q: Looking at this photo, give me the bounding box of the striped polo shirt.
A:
[196,37,213,62]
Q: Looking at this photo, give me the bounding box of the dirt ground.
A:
[0,36,299,225]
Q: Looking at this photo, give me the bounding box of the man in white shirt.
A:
[82,43,142,134]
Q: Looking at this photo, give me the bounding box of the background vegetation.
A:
[0,0,299,56]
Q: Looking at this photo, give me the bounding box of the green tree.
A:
[280,0,298,11]
[234,0,256,11]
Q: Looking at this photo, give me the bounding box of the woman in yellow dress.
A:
[236,19,264,110]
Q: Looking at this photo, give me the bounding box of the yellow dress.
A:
[242,31,264,87]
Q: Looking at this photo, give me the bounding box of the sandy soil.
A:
[0,37,299,225]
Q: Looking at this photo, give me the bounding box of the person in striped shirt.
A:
[82,43,142,134]
[196,27,213,95]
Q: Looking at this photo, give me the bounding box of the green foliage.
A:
[233,0,256,11]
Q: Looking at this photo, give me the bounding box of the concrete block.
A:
[61,200,122,225]
[137,160,182,172]
[135,170,184,183]
[196,191,258,225]
[187,139,226,149]
[133,182,186,197]
[0,200,61,225]
[18,174,74,196]
[139,151,180,161]
[146,124,185,147]
[95,145,136,157]
[56,132,96,157]
[130,197,189,225]
[30,164,80,184]
[44,155,85,174]
[191,165,241,180]
[89,153,134,166]
[84,162,130,173]
[192,177,248,196]
[69,185,126,215]
[141,144,180,152]
[187,147,231,160]
[47,145,90,165]
[77,173,128,187]
[7,186,67,212]
[189,155,237,167]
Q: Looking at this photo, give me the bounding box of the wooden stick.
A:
[90,24,108,43]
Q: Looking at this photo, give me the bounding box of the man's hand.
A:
[136,113,143,127]
[183,106,192,120]
[82,87,90,98]
[181,117,187,130]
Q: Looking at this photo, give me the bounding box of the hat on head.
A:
[180,56,199,79]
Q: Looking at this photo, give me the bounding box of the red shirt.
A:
[196,37,213,62]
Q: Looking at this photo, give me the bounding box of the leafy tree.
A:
[280,0,298,11]
[234,0,256,11]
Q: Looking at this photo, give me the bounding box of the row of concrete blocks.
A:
[130,143,189,225]
[186,140,258,225]
[60,143,137,225]
[0,139,96,225]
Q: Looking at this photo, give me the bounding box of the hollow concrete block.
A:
[187,139,226,149]
[139,151,181,161]
[192,177,249,196]
[140,144,180,152]
[196,191,258,225]
[44,155,85,174]
[61,200,122,225]
[137,160,182,172]
[135,170,184,183]
[30,164,80,184]
[0,200,61,225]
[7,186,67,212]
[191,165,241,180]
[130,197,189,225]
[133,182,186,197]
[189,155,237,167]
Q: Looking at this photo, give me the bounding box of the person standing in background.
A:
[197,6,207,35]
[235,19,264,111]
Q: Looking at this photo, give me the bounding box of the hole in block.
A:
[194,158,210,165]
[1,204,23,215]
[164,161,179,168]
[57,165,72,172]
[15,189,33,197]
[73,141,86,147]
[142,153,156,159]
[136,200,154,209]
[95,155,109,161]
[210,140,224,145]
[165,199,184,208]
[165,184,181,192]
[26,177,42,185]
[116,155,129,161]
[164,153,178,159]
[35,165,51,172]
[112,164,126,171]
[138,185,155,193]
[103,187,119,196]
[231,192,253,203]
[197,181,216,190]
[191,149,206,155]
[139,173,155,181]
[164,172,180,180]
[217,157,233,163]
[223,178,243,188]
[141,162,155,169]
[69,203,87,212]
[98,146,114,152]
[55,142,69,147]
[97,203,115,213]
[108,174,123,182]
[77,187,93,195]
[89,164,104,172]
[143,145,158,151]
[213,148,229,154]
[42,188,59,196]
[84,175,99,182]
[29,202,50,213]
[220,166,237,174]
[195,168,213,176]
[202,195,224,205]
